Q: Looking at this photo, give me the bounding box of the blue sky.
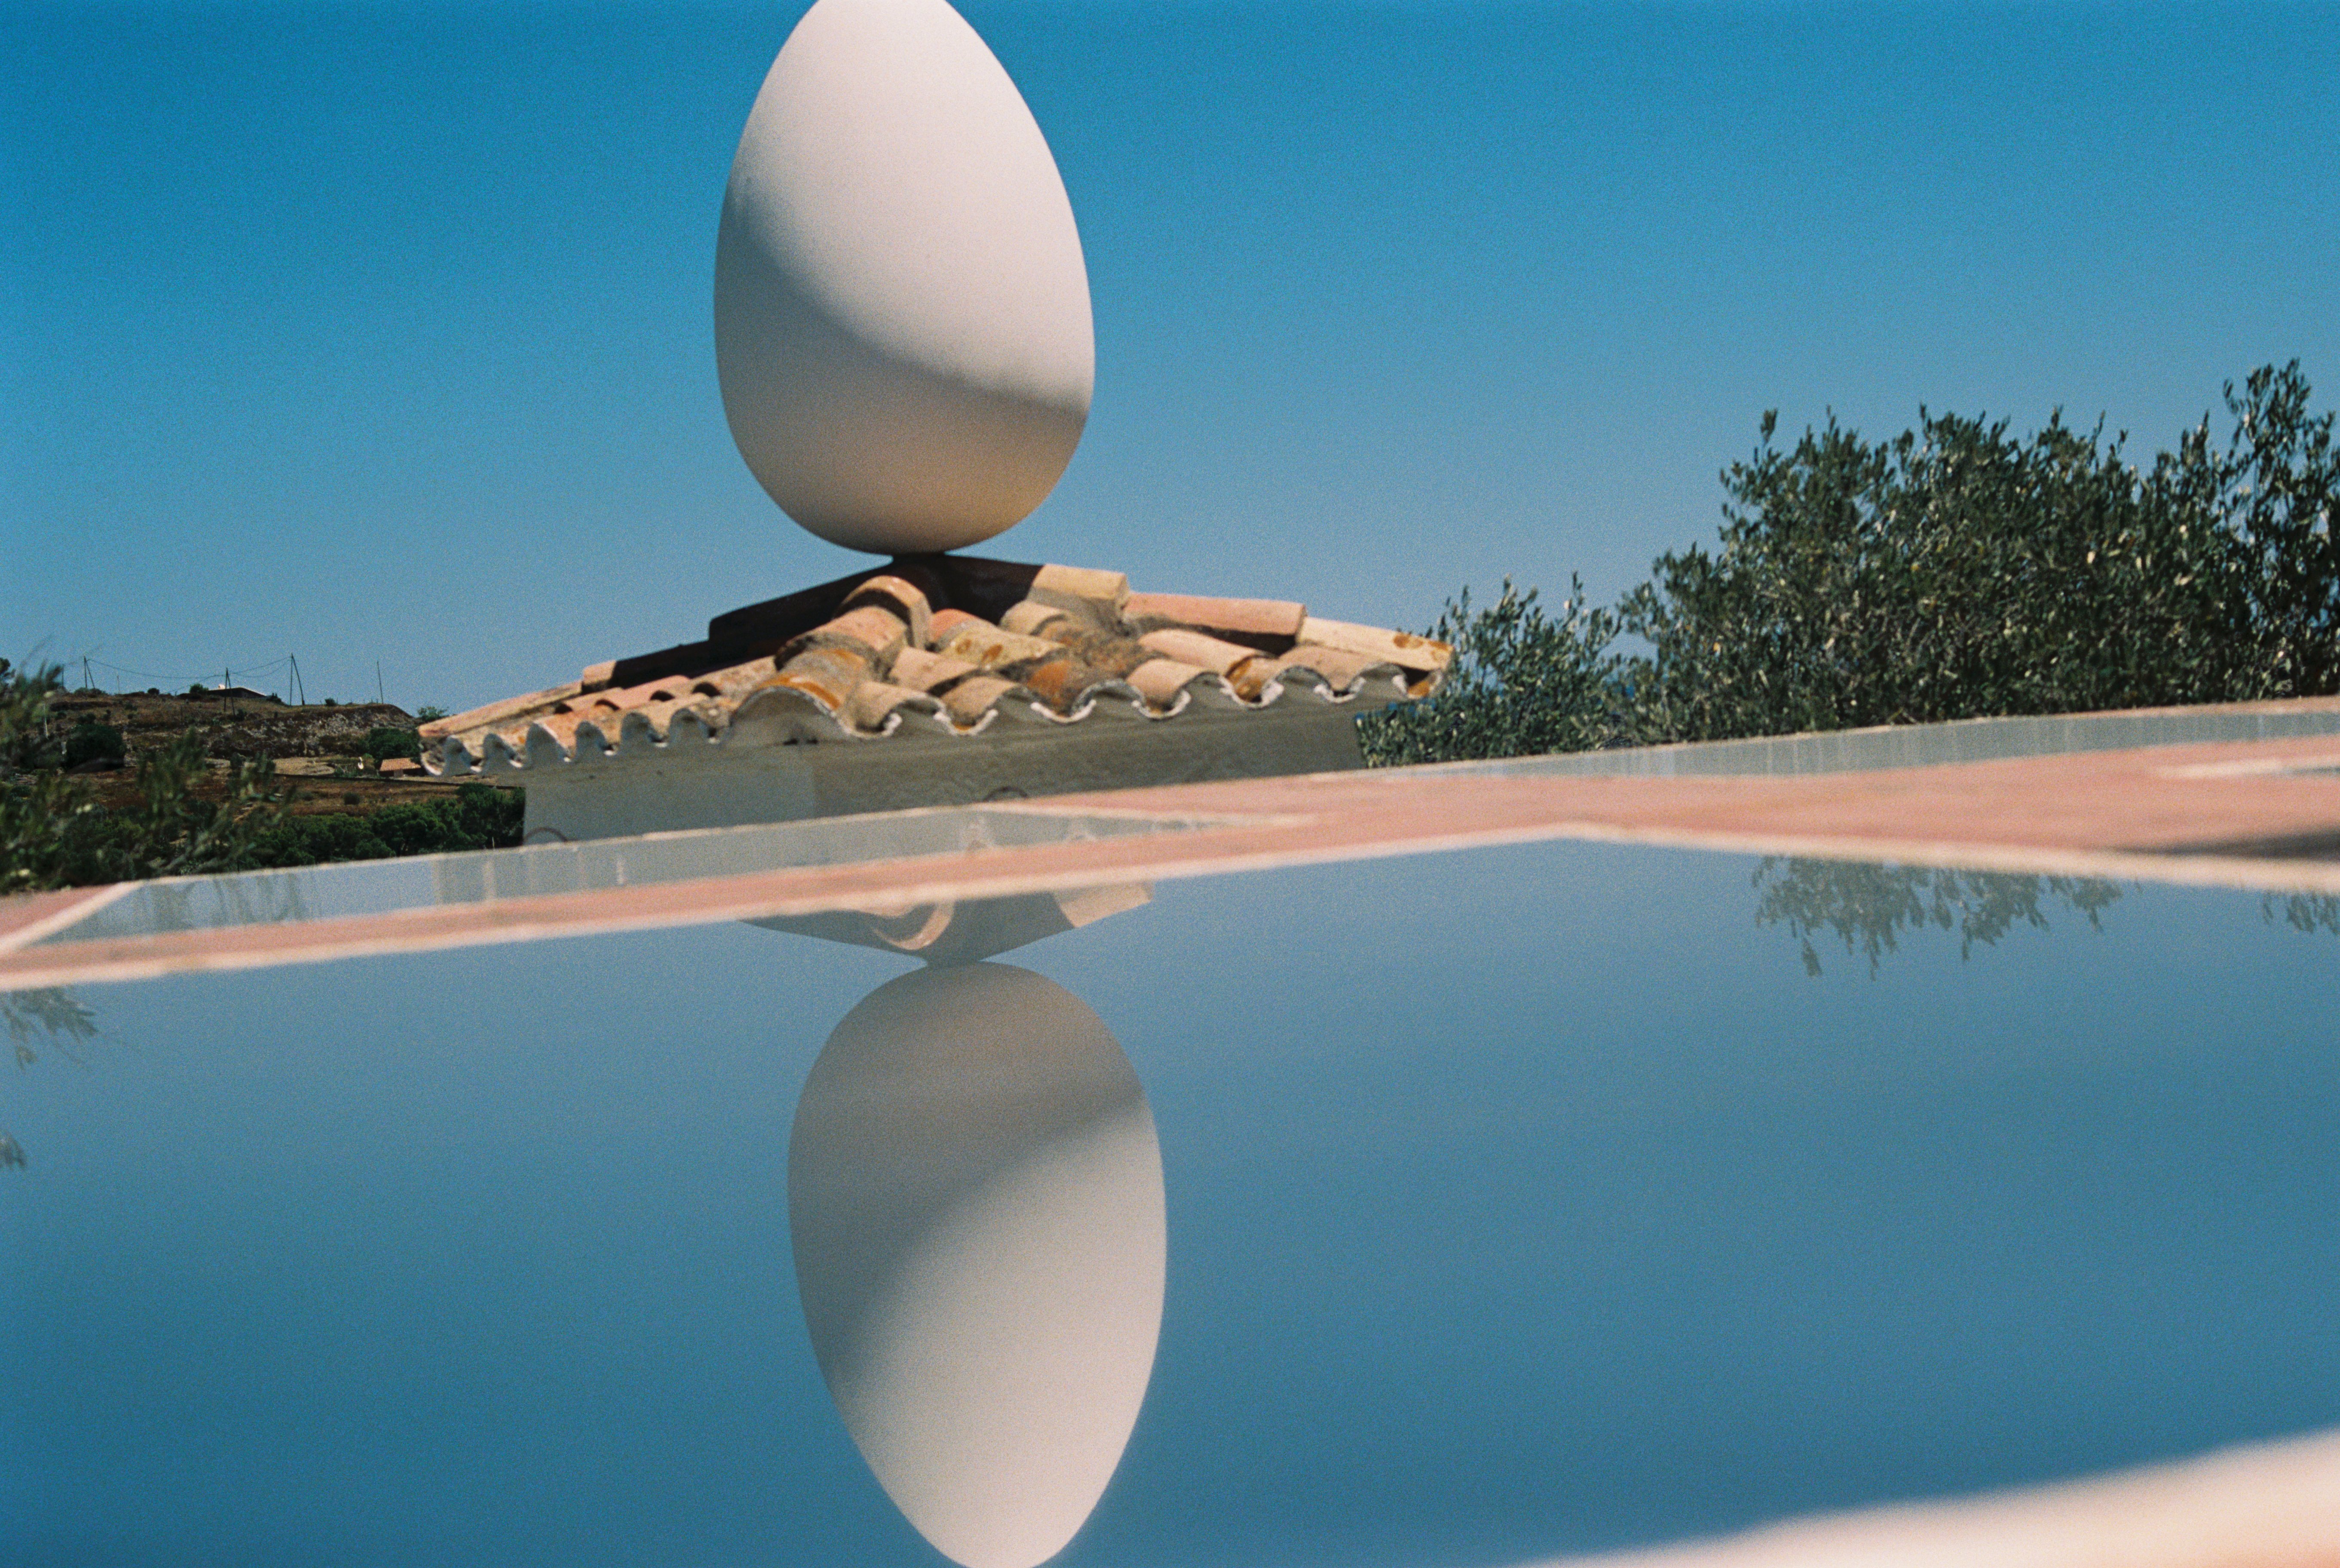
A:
[4,0,2335,713]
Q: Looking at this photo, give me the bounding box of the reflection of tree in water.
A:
[1752,858,2123,977]
[2263,893,2340,936]
[3,987,102,1168]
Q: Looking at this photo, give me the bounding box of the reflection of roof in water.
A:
[420,556,1450,774]
[751,884,1149,966]
[9,721,2340,993]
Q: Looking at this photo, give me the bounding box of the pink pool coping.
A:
[3,730,2337,990]
[1535,1424,2340,1568]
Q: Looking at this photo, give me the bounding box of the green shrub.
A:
[64,720,125,769]
[452,782,525,847]
[250,813,393,865]
[0,666,62,774]
[362,726,423,763]
[245,785,524,868]
[3,660,286,890]
[1369,362,2337,764]
[1,662,92,893]
[1358,578,1626,764]
[1614,376,2308,740]
[67,734,284,883]
[367,804,454,857]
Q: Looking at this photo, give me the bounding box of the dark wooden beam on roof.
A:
[590,555,1051,693]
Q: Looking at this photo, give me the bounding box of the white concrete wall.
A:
[518,709,1366,843]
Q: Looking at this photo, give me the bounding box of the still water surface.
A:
[3,841,2334,1566]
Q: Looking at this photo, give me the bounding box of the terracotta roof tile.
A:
[839,575,933,649]
[927,606,984,644]
[1027,563,1130,626]
[784,604,908,663]
[421,556,1446,774]
[690,659,779,701]
[1000,599,1074,638]
[1136,627,1264,676]
[421,682,585,744]
[934,617,1063,670]
[769,644,875,711]
[1295,614,1452,675]
[844,681,941,735]
[1123,657,1214,714]
[889,646,982,694]
[591,675,695,713]
[1266,644,1401,694]
[939,674,1028,727]
[1124,592,1306,651]
[1041,624,1156,679]
[1013,653,1126,714]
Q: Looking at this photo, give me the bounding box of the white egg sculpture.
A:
[789,964,1164,1568]
[717,0,1094,556]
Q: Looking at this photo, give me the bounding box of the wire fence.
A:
[61,654,317,705]
[23,651,412,709]
[82,656,291,688]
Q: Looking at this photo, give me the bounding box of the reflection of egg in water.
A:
[789,964,1164,1568]
[717,0,1094,557]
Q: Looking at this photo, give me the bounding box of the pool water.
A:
[3,841,2334,1566]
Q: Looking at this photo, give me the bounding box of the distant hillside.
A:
[48,690,416,764]
[4,675,525,890]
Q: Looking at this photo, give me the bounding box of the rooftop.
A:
[420,556,1451,776]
